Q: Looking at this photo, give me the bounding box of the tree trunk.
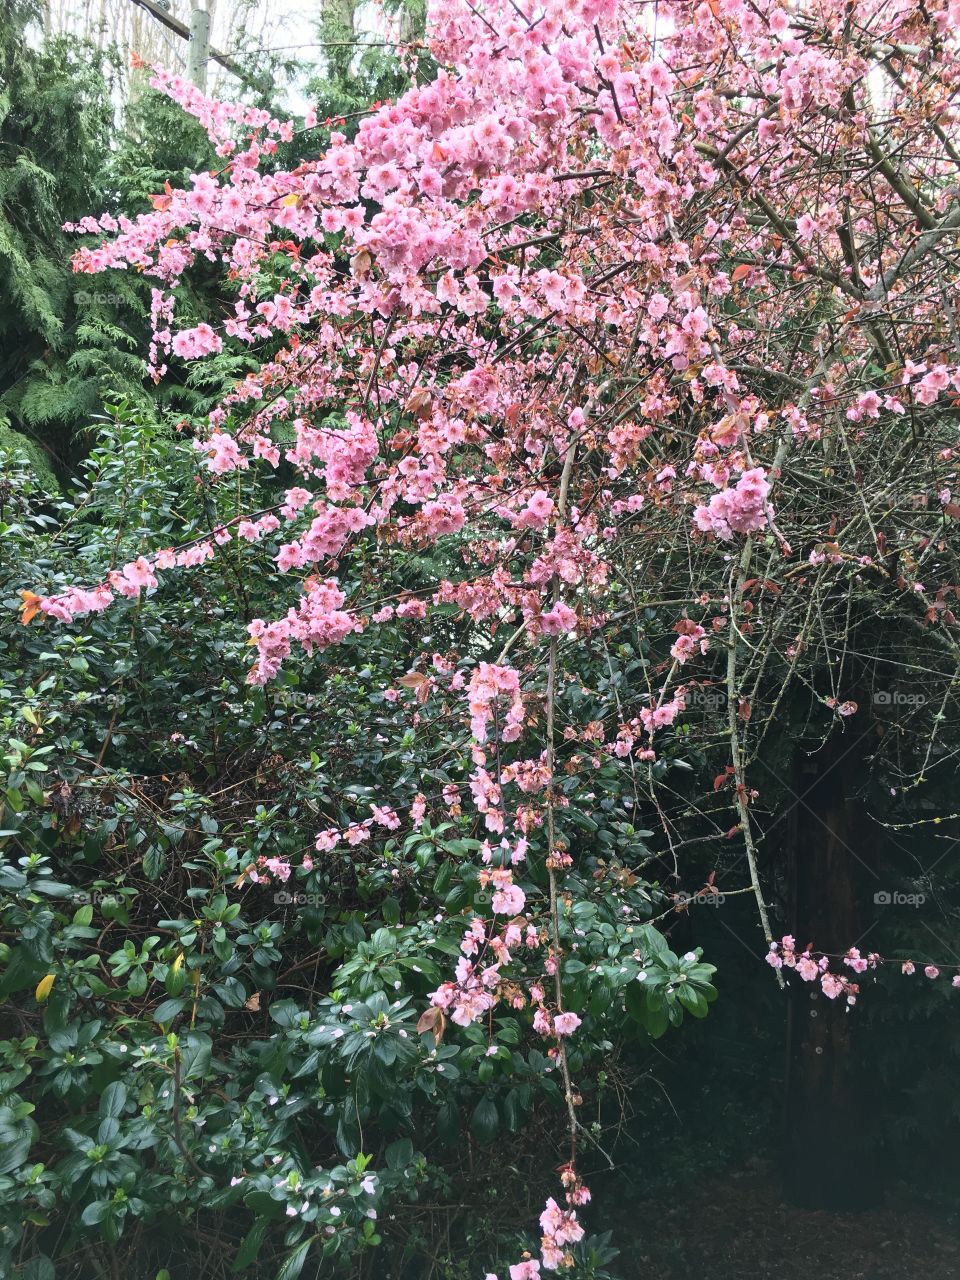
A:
[782,725,881,1208]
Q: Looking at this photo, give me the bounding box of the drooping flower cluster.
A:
[466,664,525,752]
[427,910,543,1029]
[765,936,960,1004]
[489,1168,591,1277]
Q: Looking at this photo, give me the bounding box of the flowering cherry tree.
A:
[27,0,960,1267]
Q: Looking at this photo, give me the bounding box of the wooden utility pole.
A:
[128,0,266,89]
[186,7,211,89]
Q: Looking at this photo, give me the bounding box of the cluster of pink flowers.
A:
[693,468,773,541]
[638,690,686,738]
[466,664,525,752]
[489,870,526,916]
[766,936,960,1002]
[908,363,958,406]
[605,687,688,760]
[538,1190,586,1269]
[247,578,360,684]
[536,601,578,637]
[468,767,505,834]
[532,1008,582,1039]
[901,960,960,986]
[171,322,222,360]
[246,855,308,884]
[766,936,869,1004]
[500,757,552,795]
[35,584,114,622]
[36,543,218,621]
[670,619,709,665]
[312,801,412,854]
[428,910,542,1028]
[514,490,555,530]
[490,1169,590,1277]
[199,430,247,474]
[429,954,501,1027]
[109,557,158,598]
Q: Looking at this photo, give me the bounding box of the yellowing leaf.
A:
[350,248,373,277]
[417,1005,445,1044]
[35,974,56,1002]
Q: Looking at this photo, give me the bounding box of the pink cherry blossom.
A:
[553,1012,582,1036]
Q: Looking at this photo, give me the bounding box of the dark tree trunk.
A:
[782,725,881,1208]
